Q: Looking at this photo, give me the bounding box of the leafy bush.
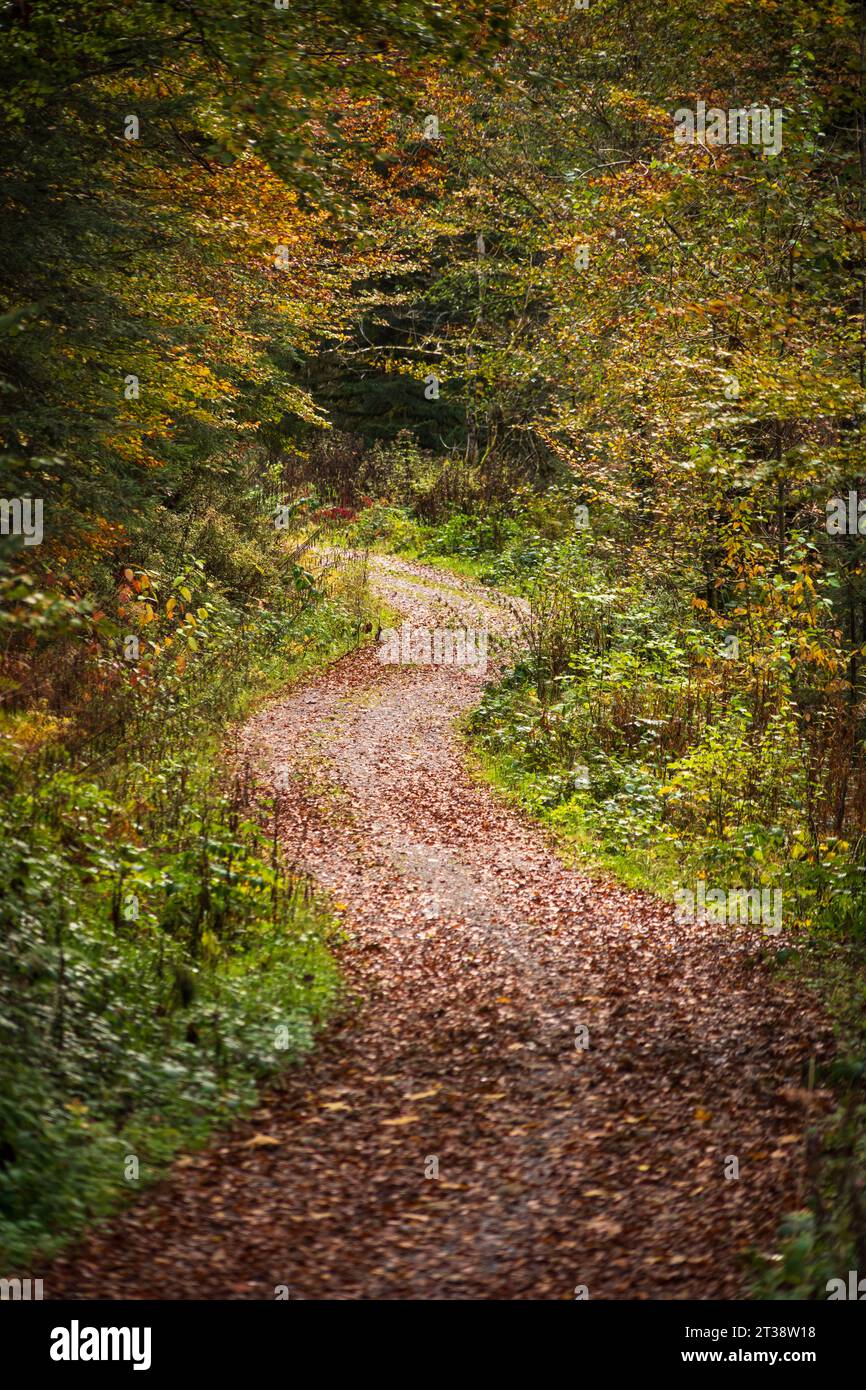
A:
[0,550,367,1266]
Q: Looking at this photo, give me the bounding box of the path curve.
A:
[45,555,828,1299]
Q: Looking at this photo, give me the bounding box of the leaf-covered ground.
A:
[43,558,832,1299]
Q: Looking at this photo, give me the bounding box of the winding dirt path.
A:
[46,556,827,1299]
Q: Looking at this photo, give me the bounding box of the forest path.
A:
[47,555,824,1299]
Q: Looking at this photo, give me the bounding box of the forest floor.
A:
[45,556,831,1299]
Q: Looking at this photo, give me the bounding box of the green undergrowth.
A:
[0,556,378,1270]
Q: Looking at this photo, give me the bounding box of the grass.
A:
[467,740,682,898]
